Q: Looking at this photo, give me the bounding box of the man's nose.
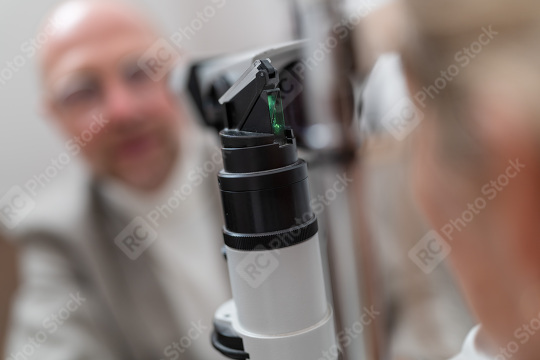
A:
[103,80,141,125]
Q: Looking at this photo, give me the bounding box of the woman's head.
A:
[401,1,540,358]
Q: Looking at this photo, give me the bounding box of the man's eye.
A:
[126,66,151,83]
[63,87,99,105]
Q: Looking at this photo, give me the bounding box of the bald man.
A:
[5,1,230,359]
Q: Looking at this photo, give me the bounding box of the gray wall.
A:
[0,0,294,196]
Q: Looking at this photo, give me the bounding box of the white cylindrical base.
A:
[224,234,338,359]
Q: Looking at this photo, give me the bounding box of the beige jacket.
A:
[4,130,229,360]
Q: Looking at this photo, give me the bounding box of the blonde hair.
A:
[401,0,540,164]
[403,0,540,88]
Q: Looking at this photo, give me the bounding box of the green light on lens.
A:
[268,91,285,140]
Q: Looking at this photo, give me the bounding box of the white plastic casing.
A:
[219,234,338,360]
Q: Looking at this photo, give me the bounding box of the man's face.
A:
[42,5,181,191]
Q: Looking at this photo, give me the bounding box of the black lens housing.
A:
[218,128,317,251]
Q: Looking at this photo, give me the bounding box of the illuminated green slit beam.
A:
[267,91,285,139]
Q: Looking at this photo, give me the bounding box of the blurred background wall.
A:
[0,0,294,197]
[0,0,294,352]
